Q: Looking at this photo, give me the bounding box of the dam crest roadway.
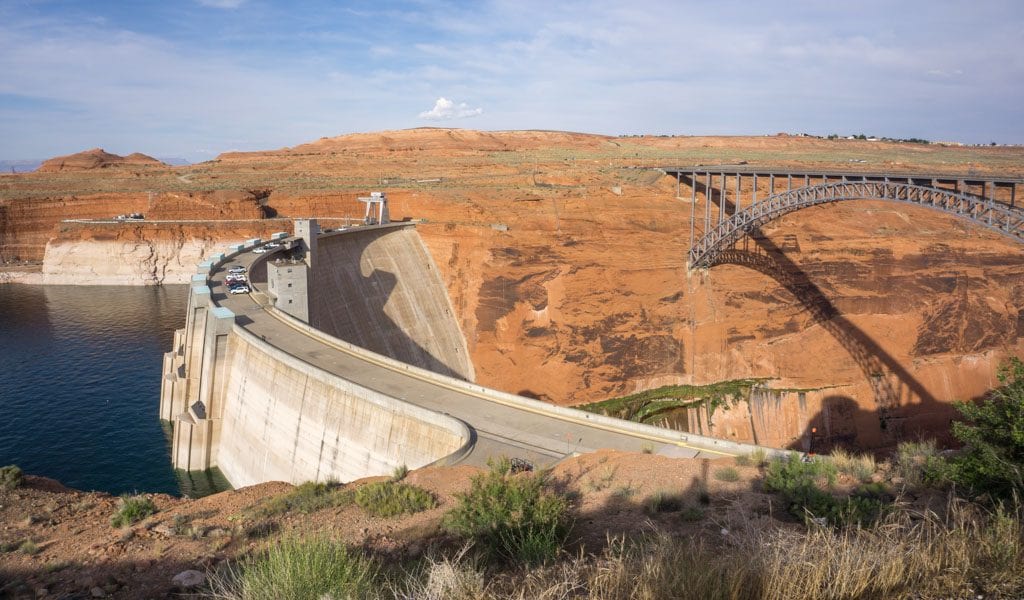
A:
[159,218,768,489]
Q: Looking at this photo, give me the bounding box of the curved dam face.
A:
[159,224,474,488]
[161,221,776,492]
[310,226,474,381]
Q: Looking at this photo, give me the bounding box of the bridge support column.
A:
[172,306,235,473]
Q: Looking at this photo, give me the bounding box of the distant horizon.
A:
[3,1,1022,163]
[4,126,1024,168]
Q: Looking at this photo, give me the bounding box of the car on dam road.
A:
[228,284,250,294]
[228,266,246,274]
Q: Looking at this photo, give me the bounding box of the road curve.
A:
[210,232,757,469]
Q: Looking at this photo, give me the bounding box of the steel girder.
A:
[688,181,1024,269]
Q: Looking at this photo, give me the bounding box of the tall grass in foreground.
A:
[405,499,1023,600]
[208,536,378,600]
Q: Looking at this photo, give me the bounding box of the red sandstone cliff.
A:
[3,129,1022,450]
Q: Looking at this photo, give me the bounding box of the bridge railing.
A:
[688,181,1024,269]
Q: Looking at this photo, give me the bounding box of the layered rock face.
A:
[40,220,289,285]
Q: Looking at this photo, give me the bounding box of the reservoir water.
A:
[0,284,187,496]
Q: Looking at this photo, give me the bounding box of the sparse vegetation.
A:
[354,481,436,518]
[250,481,352,518]
[895,439,943,488]
[110,494,157,527]
[764,453,884,526]
[735,448,769,468]
[829,448,877,482]
[579,379,770,425]
[643,490,686,514]
[18,539,39,555]
[443,457,571,565]
[942,357,1024,500]
[714,467,740,482]
[208,536,378,600]
[0,465,23,490]
[390,464,409,482]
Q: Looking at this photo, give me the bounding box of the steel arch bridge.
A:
[655,163,1024,266]
[684,179,1024,269]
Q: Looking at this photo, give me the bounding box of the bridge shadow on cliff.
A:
[687,177,940,442]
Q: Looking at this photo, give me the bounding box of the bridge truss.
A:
[662,167,1024,269]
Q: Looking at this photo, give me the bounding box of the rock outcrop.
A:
[36,148,166,172]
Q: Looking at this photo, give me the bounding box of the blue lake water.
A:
[0,284,187,496]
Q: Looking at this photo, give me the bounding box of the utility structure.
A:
[660,166,1024,270]
[359,191,390,225]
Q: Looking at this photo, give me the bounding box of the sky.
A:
[1,0,1022,162]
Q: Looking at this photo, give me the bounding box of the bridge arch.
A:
[688,181,1024,269]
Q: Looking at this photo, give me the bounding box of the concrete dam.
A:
[160,219,766,489]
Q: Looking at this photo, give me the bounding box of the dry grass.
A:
[399,498,1022,600]
[829,448,877,483]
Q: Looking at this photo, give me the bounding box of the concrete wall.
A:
[160,230,472,488]
[310,224,474,381]
[214,327,470,487]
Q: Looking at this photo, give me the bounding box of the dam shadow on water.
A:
[0,284,190,496]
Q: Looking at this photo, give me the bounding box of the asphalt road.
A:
[211,246,733,469]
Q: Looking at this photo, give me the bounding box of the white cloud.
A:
[195,0,247,9]
[418,97,483,120]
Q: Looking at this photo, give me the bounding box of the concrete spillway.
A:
[160,222,772,489]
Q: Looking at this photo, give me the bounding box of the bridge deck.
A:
[660,165,1024,184]
[210,244,739,470]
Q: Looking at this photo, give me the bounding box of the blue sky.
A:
[1,0,1022,162]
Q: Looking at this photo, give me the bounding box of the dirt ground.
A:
[0,450,845,599]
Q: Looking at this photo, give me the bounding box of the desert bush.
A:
[944,357,1024,500]
[714,467,741,482]
[764,454,882,526]
[829,448,877,482]
[110,495,157,527]
[1,465,23,491]
[18,539,39,555]
[443,457,571,566]
[735,448,768,468]
[252,481,352,517]
[208,536,378,600]
[354,481,436,518]
[895,439,944,488]
[391,464,409,482]
[643,490,686,514]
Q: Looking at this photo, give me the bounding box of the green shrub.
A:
[354,481,436,518]
[253,481,352,517]
[0,465,23,491]
[443,457,571,566]
[19,539,39,555]
[944,357,1024,500]
[111,495,157,528]
[764,454,882,526]
[714,467,741,482]
[895,439,944,488]
[391,464,409,482]
[644,490,686,514]
[210,536,378,600]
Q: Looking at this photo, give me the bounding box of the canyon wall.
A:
[0,190,264,263]
[39,220,290,285]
